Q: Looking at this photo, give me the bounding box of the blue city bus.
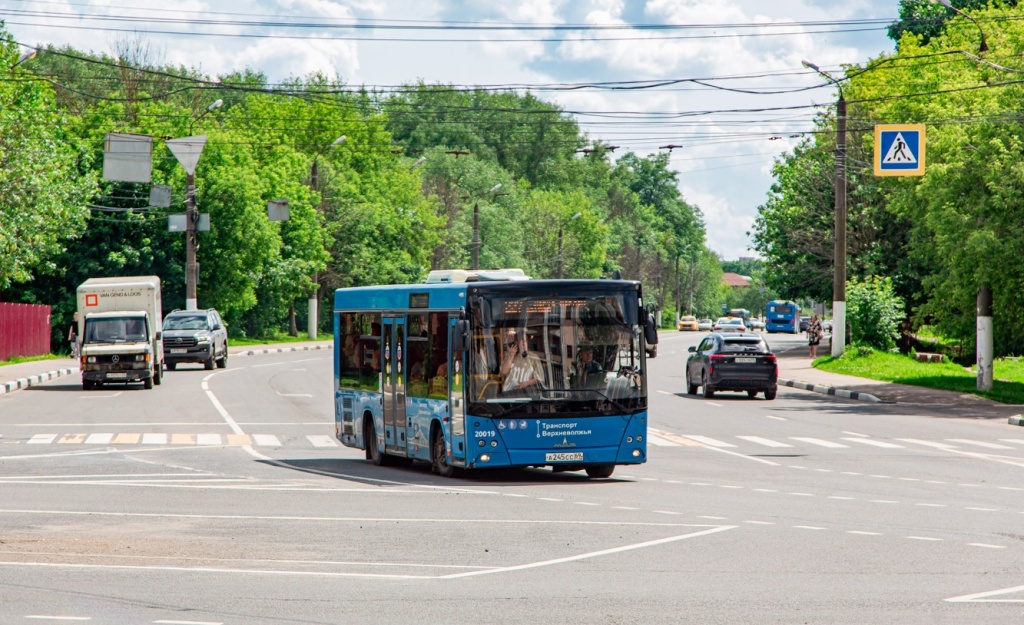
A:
[765,300,801,333]
[333,272,658,479]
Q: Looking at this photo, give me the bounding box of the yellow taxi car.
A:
[678,315,699,331]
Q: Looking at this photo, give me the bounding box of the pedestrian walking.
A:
[68,312,80,359]
[806,314,823,359]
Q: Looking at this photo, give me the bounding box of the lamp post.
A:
[305,136,346,339]
[802,59,847,358]
[471,183,503,270]
[557,212,582,279]
[182,98,222,311]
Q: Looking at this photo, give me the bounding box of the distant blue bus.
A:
[332,273,658,479]
[765,300,801,333]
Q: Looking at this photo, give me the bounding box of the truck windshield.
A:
[467,291,646,417]
[84,317,148,344]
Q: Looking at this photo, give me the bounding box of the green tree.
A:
[847,276,904,350]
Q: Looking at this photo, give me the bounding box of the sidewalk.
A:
[776,342,1013,410]
[0,340,332,395]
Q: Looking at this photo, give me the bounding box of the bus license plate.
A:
[170,349,187,354]
[546,452,583,462]
[106,372,127,378]
[735,357,756,363]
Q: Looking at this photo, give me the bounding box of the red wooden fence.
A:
[0,302,52,361]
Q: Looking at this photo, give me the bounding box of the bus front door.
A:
[382,316,408,456]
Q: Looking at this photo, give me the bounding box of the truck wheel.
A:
[204,356,215,371]
[144,375,154,390]
[167,362,176,371]
[153,365,162,385]
[83,380,93,391]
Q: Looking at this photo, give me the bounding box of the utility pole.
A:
[307,136,346,339]
[472,201,481,271]
[557,212,582,279]
[977,284,993,391]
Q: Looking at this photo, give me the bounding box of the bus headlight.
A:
[632,449,641,457]
[479,454,491,462]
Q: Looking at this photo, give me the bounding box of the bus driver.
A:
[501,328,545,393]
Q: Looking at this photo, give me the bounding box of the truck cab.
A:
[81,311,159,389]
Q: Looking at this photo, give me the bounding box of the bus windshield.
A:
[467,292,646,416]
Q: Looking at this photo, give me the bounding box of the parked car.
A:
[799,315,811,332]
[678,315,699,331]
[686,333,778,400]
[698,318,713,331]
[163,309,228,370]
[712,317,746,333]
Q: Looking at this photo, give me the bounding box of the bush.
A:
[847,276,904,351]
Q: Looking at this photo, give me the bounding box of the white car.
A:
[748,318,765,331]
[713,317,747,333]
[698,318,713,331]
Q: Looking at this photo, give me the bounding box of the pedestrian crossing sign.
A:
[874,124,925,176]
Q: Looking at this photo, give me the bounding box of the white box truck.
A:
[77,276,163,390]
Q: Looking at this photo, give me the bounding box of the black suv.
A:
[163,309,228,370]
[686,332,778,400]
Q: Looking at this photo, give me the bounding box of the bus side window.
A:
[428,312,450,398]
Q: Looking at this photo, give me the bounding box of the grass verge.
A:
[814,347,1024,404]
[229,332,332,347]
[0,353,64,368]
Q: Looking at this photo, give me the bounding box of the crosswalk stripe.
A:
[946,439,1014,450]
[252,434,281,447]
[85,433,114,444]
[736,436,792,448]
[58,433,87,444]
[307,435,338,448]
[28,434,56,444]
[841,438,904,449]
[196,434,222,445]
[897,438,956,449]
[647,435,680,447]
[790,437,848,448]
[142,433,168,445]
[113,433,141,444]
[683,435,736,448]
[171,433,196,445]
[226,434,252,446]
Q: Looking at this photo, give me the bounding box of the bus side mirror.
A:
[452,320,470,352]
[644,315,658,345]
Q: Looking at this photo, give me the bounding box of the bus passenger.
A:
[501,328,545,393]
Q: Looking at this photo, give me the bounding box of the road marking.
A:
[842,431,869,437]
[440,526,737,579]
[841,472,862,475]
[896,438,956,449]
[196,434,222,445]
[696,515,727,519]
[81,392,122,398]
[654,510,682,515]
[656,390,674,395]
[997,439,1024,445]
[736,436,792,448]
[142,433,168,445]
[647,435,680,447]
[870,500,899,504]
[899,477,921,481]
[647,430,703,447]
[613,506,640,510]
[252,434,281,447]
[869,475,892,479]
[764,415,787,421]
[277,393,313,398]
[907,536,942,541]
[706,402,723,407]
[307,435,338,448]
[752,488,777,493]
[84,433,114,445]
[789,492,814,497]
[58,434,86,444]
[965,507,997,512]
[790,437,848,448]
[813,468,832,473]
[793,525,826,530]
[171,434,195,445]
[847,531,882,536]
[251,361,286,368]
[946,439,1014,450]
[683,435,735,448]
[827,496,855,500]
[153,621,223,625]
[538,498,562,502]
[25,618,91,621]
[915,503,947,507]
[743,521,775,525]
[573,502,600,506]
[841,438,904,448]
[28,435,57,444]
[113,433,141,444]
[968,543,1006,549]
[946,583,1024,602]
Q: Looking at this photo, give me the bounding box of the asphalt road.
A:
[1,336,1023,624]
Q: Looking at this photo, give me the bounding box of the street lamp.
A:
[931,0,988,53]
[471,183,503,270]
[181,98,223,311]
[802,59,847,358]
[306,135,346,339]
[557,212,582,279]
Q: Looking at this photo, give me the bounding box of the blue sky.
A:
[1,0,902,259]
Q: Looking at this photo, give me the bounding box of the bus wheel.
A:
[585,465,615,479]
[432,429,456,478]
[366,419,388,466]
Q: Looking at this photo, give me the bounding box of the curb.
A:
[0,367,78,396]
[1010,416,1024,427]
[778,377,883,403]
[231,344,332,357]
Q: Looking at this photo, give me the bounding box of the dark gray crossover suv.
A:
[162,309,228,370]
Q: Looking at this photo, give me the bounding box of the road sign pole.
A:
[185,172,198,311]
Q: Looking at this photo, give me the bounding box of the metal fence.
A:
[0,302,52,361]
